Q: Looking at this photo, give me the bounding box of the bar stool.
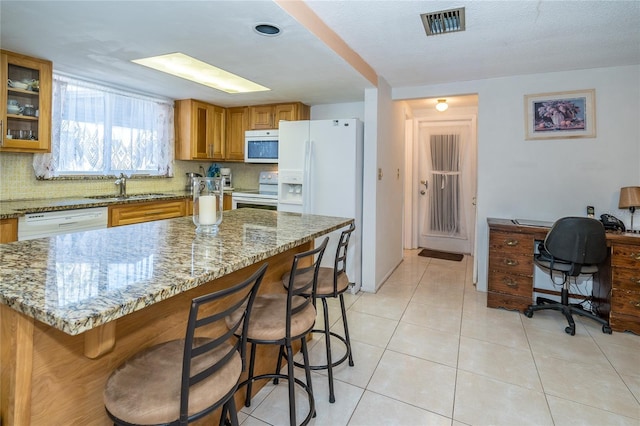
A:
[233,237,328,426]
[282,223,356,403]
[103,263,267,426]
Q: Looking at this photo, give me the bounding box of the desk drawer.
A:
[489,230,534,255]
[610,289,640,315]
[611,244,640,268]
[612,267,640,292]
[488,251,533,276]
[487,291,530,312]
[487,270,532,297]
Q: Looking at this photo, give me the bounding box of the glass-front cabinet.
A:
[1,50,52,153]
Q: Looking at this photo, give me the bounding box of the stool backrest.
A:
[179,263,267,423]
[285,237,329,336]
[332,223,356,296]
[544,217,607,276]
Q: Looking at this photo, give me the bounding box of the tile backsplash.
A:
[0,153,277,201]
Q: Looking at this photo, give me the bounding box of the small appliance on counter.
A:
[220,168,233,189]
[185,172,202,194]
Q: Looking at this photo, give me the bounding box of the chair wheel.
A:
[565,326,575,336]
[524,308,533,318]
[602,325,612,334]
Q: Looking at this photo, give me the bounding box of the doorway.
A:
[404,96,478,256]
[417,119,475,254]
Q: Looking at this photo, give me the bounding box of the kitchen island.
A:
[0,209,353,426]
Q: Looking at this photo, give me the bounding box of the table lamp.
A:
[618,186,640,232]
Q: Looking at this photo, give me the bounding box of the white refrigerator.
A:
[278,118,363,292]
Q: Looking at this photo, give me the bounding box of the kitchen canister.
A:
[193,176,223,234]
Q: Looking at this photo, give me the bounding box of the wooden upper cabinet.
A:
[225,106,248,162]
[0,50,52,153]
[175,99,225,161]
[248,102,309,130]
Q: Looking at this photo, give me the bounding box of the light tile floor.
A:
[239,249,640,425]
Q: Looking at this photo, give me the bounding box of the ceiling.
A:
[1,1,639,109]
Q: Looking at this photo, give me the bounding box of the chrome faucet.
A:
[115,173,127,198]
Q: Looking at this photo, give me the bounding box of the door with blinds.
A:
[418,121,475,254]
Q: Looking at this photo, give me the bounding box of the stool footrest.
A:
[238,373,315,425]
[292,330,351,371]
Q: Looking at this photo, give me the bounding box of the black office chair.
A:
[524,217,612,336]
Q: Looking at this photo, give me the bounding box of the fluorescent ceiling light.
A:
[132,53,269,94]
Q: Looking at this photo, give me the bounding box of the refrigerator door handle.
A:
[303,139,313,214]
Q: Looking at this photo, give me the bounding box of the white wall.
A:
[394,65,640,292]
[310,102,364,121]
[360,77,405,292]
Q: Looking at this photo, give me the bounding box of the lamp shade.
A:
[618,186,640,209]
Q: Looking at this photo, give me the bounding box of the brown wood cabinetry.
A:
[0,218,18,243]
[608,243,640,333]
[175,99,225,160]
[1,50,52,153]
[487,225,536,311]
[108,200,186,227]
[248,102,309,130]
[225,106,248,162]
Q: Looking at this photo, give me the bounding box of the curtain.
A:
[33,73,174,179]
[429,133,461,235]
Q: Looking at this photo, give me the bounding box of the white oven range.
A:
[231,171,278,210]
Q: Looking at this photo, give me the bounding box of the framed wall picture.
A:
[524,89,596,140]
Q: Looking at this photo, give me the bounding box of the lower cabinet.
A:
[0,218,18,243]
[608,243,640,333]
[109,200,186,227]
[487,227,535,311]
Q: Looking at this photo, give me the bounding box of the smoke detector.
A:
[420,7,465,36]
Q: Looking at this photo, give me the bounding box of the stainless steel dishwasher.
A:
[17,207,109,241]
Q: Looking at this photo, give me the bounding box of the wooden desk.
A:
[487,218,640,334]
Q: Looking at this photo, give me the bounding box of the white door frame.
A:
[405,114,477,255]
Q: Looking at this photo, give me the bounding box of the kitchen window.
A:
[33,73,174,179]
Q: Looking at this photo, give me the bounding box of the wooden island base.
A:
[1,242,311,426]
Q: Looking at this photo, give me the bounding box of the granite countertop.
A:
[0,189,237,219]
[0,209,352,335]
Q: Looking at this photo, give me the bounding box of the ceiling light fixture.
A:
[132,53,270,94]
[435,99,448,112]
[254,23,281,36]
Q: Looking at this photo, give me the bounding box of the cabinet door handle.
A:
[505,239,519,246]
[632,301,640,309]
[504,259,519,267]
[0,119,3,147]
[502,278,518,288]
[632,253,640,261]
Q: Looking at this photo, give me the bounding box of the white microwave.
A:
[245,129,278,163]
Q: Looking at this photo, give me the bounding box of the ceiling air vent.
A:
[420,7,465,36]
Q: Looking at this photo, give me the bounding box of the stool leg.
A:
[339,294,354,367]
[300,336,316,418]
[245,342,257,407]
[286,343,297,425]
[321,298,336,403]
[274,345,285,385]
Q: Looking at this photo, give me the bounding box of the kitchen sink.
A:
[85,193,175,201]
